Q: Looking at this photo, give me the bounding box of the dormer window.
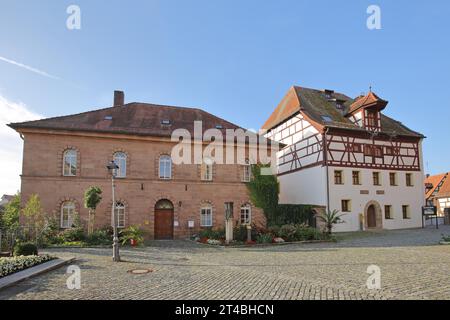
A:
[161,119,171,125]
[215,124,223,129]
[365,110,380,131]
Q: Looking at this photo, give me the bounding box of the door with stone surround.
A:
[154,200,174,240]
[367,205,377,228]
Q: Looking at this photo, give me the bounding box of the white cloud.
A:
[0,95,43,196]
[0,56,60,80]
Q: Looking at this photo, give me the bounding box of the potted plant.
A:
[119,225,144,247]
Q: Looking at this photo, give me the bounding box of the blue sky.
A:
[0,0,449,194]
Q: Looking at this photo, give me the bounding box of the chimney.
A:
[113,90,124,107]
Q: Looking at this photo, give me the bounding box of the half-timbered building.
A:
[263,86,426,232]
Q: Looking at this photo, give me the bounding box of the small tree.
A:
[1,193,21,232]
[84,186,102,235]
[317,209,346,235]
[21,194,46,244]
[247,164,279,225]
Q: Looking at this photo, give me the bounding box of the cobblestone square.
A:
[1,226,449,300]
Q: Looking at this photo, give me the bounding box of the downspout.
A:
[323,127,330,212]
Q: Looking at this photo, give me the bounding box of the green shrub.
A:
[13,242,38,256]
[271,205,315,227]
[61,227,86,242]
[233,225,258,242]
[86,229,112,246]
[1,254,55,277]
[119,225,145,246]
[256,233,273,244]
[199,228,225,240]
[278,224,298,242]
[269,224,325,242]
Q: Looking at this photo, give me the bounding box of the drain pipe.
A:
[324,128,331,212]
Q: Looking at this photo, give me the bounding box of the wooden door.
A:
[154,209,174,240]
[367,205,376,228]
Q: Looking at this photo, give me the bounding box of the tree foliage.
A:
[84,186,102,235]
[21,194,46,243]
[1,193,21,232]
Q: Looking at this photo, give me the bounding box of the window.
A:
[115,202,126,228]
[63,150,77,176]
[113,152,127,178]
[373,172,381,186]
[242,159,251,182]
[334,170,343,185]
[364,145,383,157]
[389,172,397,186]
[341,200,351,212]
[352,144,362,153]
[201,158,213,181]
[200,205,213,227]
[61,201,75,229]
[159,155,172,179]
[385,205,393,219]
[385,146,395,155]
[240,204,252,225]
[406,173,413,187]
[366,110,378,128]
[352,171,360,185]
[402,205,410,219]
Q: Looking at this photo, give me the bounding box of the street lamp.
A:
[107,160,120,262]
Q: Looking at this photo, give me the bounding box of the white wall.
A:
[327,167,425,232]
[278,165,327,206]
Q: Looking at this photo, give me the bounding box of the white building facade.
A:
[263,86,425,232]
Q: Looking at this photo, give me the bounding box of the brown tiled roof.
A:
[9,103,245,138]
[262,86,424,138]
[347,91,388,114]
[436,174,450,198]
[425,173,447,199]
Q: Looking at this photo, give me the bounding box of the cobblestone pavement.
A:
[1,226,450,300]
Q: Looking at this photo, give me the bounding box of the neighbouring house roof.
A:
[8,102,279,146]
[436,174,450,198]
[0,194,14,211]
[425,173,448,199]
[262,86,424,139]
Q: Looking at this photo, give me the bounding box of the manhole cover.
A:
[127,269,153,275]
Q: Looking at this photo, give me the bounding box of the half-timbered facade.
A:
[263,86,426,232]
[425,173,450,224]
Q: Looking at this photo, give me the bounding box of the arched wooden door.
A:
[367,205,377,228]
[154,199,174,240]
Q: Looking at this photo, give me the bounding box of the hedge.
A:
[268,204,315,227]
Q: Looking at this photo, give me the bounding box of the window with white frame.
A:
[159,155,172,179]
[113,152,127,178]
[200,205,213,227]
[242,159,251,182]
[63,150,77,176]
[115,202,126,228]
[61,201,76,228]
[201,158,213,181]
[240,204,251,225]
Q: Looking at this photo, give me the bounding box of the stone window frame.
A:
[111,149,130,179]
[157,153,173,180]
[242,159,251,183]
[107,198,129,228]
[57,197,80,229]
[58,146,80,177]
[199,200,215,227]
[239,203,252,225]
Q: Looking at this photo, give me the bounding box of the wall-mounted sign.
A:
[188,220,194,228]
[174,221,179,227]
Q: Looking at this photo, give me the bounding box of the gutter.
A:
[323,127,330,212]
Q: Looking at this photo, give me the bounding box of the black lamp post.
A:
[107,160,120,262]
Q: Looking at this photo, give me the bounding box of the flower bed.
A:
[0,255,55,278]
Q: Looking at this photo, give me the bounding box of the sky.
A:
[0,0,449,195]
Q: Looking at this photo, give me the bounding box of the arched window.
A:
[63,150,77,176]
[242,159,251,182]
[201,157,213,181]
[159,155,172,179]
[240,204,251,225]
[115,202,126,228]
[113,152,127,178]
[61,201,76,228]
[200,204,213,227]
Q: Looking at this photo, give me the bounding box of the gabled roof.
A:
[347,91,388,114]
[425,173,447,199]
[9,103,244,138]
[436,174,450,198]
[262,86,424,139]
